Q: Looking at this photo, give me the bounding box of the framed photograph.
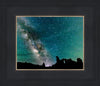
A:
[16,16,84,70]
[0,0,99,86]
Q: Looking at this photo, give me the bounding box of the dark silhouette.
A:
[56,56,60,63]
[42,62,45,68]
[17,56,83,69]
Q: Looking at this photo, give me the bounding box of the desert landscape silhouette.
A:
[17,56,83,69]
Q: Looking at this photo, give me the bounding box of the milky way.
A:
[17,17,54,66]
[17,16,83,66]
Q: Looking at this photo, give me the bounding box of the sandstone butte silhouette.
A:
[17,56,83,69]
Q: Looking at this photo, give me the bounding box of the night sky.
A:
[17,16,83,67]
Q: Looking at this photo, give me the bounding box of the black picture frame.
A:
[0,0,99,86]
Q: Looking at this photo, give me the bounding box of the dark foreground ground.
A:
[17,56,83,69]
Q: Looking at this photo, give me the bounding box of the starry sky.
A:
[17,16,83,67]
